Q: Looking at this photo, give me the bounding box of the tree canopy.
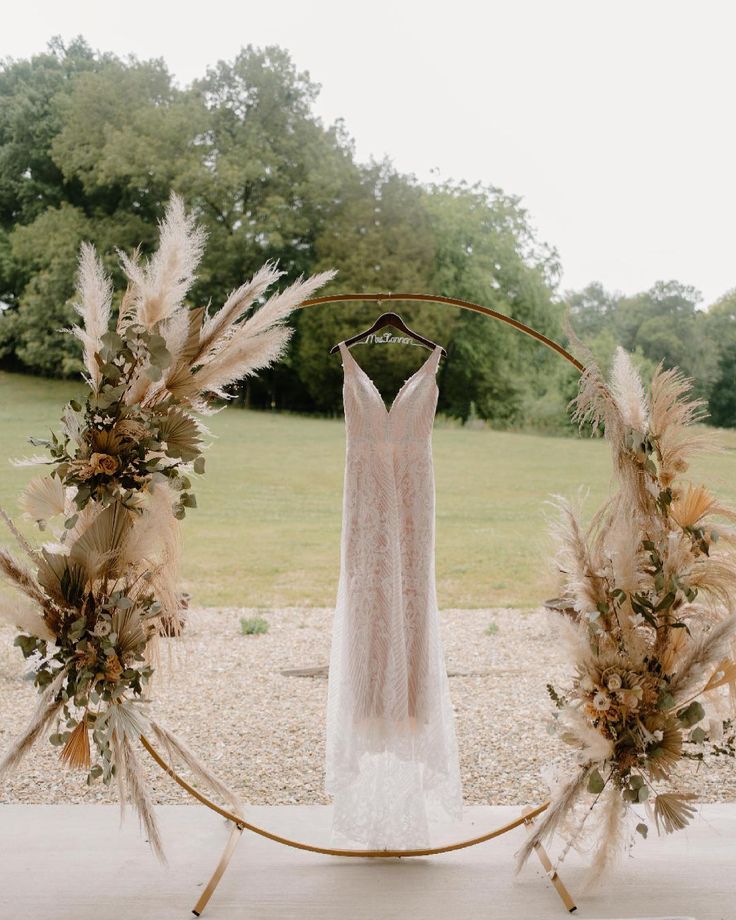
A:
[1,37,733,429]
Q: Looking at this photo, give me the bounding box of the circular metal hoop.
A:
[141,735,549,857]
[146,293,585,862]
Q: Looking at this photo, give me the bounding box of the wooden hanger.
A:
[329,310,446,356]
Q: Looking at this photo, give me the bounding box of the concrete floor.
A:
[0,803,731,919]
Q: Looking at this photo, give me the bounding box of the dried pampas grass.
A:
[1,191,332,863]
[71,242,113,391]
[0,668,66,782]
[148,720,243,817]
[119,195,206,331]
[532,337,736,885]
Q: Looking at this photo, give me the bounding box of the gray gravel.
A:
[1,607,734,805]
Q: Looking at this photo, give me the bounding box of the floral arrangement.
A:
[519,346,736,883]
[0,195,334,857]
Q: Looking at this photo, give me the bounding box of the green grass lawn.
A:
[1,370,734,608]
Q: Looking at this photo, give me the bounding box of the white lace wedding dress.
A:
[325,341,463,849]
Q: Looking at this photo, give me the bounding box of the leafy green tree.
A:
[3,203,94,374]
[424,181,565,425]
[294,161,449,411]
[189,46,357,300]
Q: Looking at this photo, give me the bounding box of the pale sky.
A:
[4,1,736,305]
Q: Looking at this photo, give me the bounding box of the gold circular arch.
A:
[299,291,585,372]
[143,293,584,915]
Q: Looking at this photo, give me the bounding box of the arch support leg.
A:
[522,809,577,912]
[192,822,244,917]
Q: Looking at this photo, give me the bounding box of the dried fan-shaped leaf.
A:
[703,658,736,692]
[653,792,697,834]
[59,716,91,771]
[69,501,132,579]
[19,475,66,523]
[156,408,202,461]
[37,550,88,609]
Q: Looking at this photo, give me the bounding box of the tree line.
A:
[1,37,734,429]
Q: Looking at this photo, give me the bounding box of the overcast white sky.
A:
[4,1,736,304]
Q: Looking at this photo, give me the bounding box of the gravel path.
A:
[1,607,734,805]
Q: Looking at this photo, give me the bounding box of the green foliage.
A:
[0,37,574,430]
[566,280,731,422]
[4,38,736,428]
[240,615,270,635]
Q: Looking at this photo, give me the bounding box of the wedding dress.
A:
[325,341,463,849]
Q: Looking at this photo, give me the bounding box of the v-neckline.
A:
[340,342,439,418]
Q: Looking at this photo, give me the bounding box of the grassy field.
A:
[1,370,734,609]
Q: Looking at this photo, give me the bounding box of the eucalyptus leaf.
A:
[587,768,605,794]
[678,701,706,727]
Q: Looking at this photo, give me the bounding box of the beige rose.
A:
[103,654,123,682]
[89,452,119,476]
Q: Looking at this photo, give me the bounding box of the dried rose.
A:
[606,673,623,691]
[93,619,112,637]
[619,687,642,708]
[89,452,119,476]
[103,654,123,682]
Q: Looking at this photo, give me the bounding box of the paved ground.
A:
[0,803,731,919]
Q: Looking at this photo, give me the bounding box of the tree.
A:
[294,161,449,411]
[3,203,94,374]
[189,46,357,301]
[566,282,619,339]
[424,181,565,425]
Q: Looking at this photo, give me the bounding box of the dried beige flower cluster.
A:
[519,346,736,885]
[0,195,334,858]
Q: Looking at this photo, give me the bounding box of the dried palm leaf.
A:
[59,716,91,770]
[19,475,66,524]
[647,720,683,781]
[36,550,87,610]
[703,658,736,692]
[653,792,697,834]
[69,501,132,580]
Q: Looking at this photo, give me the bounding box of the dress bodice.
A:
[338,342,442,444]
